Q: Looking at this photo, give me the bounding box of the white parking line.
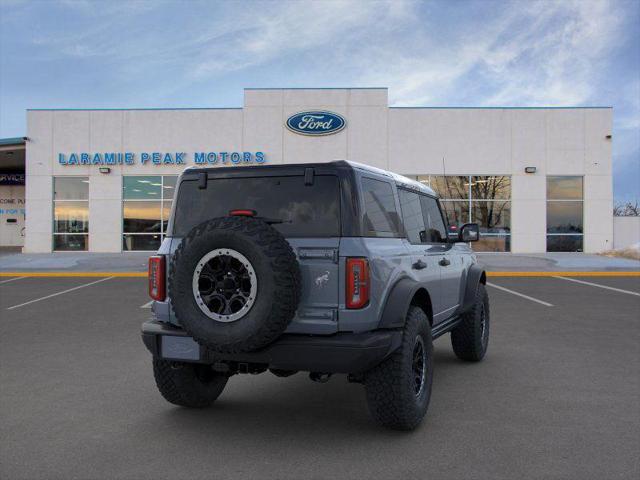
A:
[486,282,554,307]
[140,300,153,308]
[553,276,640,297]
[0,276,26,285]
[6,277,114,310]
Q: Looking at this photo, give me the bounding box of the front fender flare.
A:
[459,265,486,314]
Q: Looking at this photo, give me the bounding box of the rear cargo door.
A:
[170,172,342,334]
[284,238,340,335]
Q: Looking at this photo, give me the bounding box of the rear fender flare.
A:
[378,278,432,329]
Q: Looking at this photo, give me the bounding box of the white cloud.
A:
[187,0,406,79]
[358,0,624,107]
[12,0,636,111]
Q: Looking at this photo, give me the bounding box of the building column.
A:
[24,111,54,253]
[510,174,546,253]
[89,172,122,252]
[583,174,613,253]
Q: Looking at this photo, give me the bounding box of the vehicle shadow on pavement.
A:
[146,347,473,440]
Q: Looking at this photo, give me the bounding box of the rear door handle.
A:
[412,259,427,270]
[439,257,451,267]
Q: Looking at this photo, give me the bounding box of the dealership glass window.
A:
[412,175,511,252]
[547,176,583,252]
[53,177,88,251]
[440,201,470,228]
[428,175,469,199]
[122,175,177,251]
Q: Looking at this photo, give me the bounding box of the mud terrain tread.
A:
[169,216,301,353]
[364,306,433,430]
[153,359,228,408]
[451,283,489,361]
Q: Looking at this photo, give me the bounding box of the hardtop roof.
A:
[184,160,437,197]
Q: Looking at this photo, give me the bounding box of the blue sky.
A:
[0,0,638,202]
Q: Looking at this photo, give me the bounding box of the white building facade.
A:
[22,88,613,253]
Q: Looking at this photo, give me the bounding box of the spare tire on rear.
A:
[169,216,301,353]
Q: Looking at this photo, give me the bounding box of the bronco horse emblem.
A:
[315,271,330,287]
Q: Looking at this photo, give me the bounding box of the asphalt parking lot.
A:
[1,275,639,480]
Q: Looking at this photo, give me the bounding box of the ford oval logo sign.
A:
[286,111,346,136]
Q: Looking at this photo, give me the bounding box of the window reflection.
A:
[546,176,583,252]
[398,190,426,244]
[123,234,162,251]
[470,176,511,200]
[429,176,469,199]
[440,201,470,226]
[547,176,583,200]
[123,176,162,200]
[54,202,89,233]
[420,196,447,243]
[54,177,89,200]
[472,201,510,233]
[362,178,402,235]
[547,201,583,233]
[162,201,172,232]
[123,201,161,233]
[122,175,177,250]
[162,175,178,200]
[547,235,583,252]
[53,177,89,251]
[54,234,87,251]
[472,235,510,252]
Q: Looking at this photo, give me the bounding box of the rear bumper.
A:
[141,320,402,374]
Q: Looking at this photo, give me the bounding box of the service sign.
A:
[0,173,25,185]
[286,111,346,136]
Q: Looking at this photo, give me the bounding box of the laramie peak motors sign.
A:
[57,151,266,166]
[286,111,346,136]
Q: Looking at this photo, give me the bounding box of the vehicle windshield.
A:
[171,174,340,237]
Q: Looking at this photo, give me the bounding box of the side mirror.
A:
[459,223,480,242]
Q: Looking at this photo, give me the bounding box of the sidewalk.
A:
[1,250,638,274]
[0,251,149,273]
[476,252,640,272]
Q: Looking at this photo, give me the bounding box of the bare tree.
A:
[613,201,639,216]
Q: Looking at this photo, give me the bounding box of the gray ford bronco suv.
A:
[142,161,489,430]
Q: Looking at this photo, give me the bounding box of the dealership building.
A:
[0,88,615,253]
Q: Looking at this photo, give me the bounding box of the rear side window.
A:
[420,196,447,243]
[361,177,402,237]
[172,175,340,237]
[398,189,426,244]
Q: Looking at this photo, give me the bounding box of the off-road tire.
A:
[451,283,490,361]
[364,306,433,431]
[153,359,228,408]
[169,216,301,353]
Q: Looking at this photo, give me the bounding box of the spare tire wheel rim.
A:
[192,248,258,323]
